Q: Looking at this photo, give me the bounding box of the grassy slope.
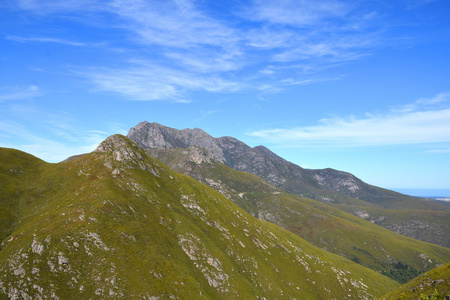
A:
[333,204,450,248]
[148,147,450,284]
[379,263,450,300]
[0,137,399,299]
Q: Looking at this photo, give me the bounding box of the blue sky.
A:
[1,0,450,189]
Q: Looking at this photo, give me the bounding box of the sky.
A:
[1,0,450,190]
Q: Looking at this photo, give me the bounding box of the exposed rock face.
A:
[95,134,144,162]
[127,122,226,162]
[126,121,389,201]
[95,134,162,176]
[187,145,215,164]
[306,168,389,201]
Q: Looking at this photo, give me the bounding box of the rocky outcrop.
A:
[127,122,226,162]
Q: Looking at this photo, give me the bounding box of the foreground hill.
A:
[147,145,450,284]
[127,121,450,247]
[0,135,399,299]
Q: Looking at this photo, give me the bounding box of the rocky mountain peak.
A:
[127,121,226,162]
[95,134,143,162]
[125,122,430,207]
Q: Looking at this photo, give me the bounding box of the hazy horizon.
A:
[391,188,450,198]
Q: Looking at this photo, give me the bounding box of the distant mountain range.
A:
[127,121,450,248]
[0,121,448,299]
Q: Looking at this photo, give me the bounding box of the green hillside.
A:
[334,204,450,248]
[379,263,450,300]
[148,146,450,284]
[0,135,400,299]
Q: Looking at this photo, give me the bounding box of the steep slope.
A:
[0,136,400,299]
[334,204,450,248]
[148,146,450,284]
[127,121,450,246]
[379,263,450,300]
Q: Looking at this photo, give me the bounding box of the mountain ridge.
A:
[126,121,450,247]
[127,121,427,204]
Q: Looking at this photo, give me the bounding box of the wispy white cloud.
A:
[0,85,41,102]
[15,0,98,13]
[164,50,241,74]
[257,84,283,94]
[249,93,450,147]
[426,146,450,154]
[244,0,350,26]
[9,0,435,101]
[272,33,377,64]
[75,62,242,102]
[109,0,238,49]
[245,27,294,49]
[392,92,450,113]
[7,35,87,46]
[281,75,343,86]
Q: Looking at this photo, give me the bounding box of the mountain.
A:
[145,145,450,284]
[379,263,450,300]
[0,135,400,299]
[127,121,450,247]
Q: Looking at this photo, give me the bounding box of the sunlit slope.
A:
[0,148,47,242]
[379,263,450,300]
[0,136,399,299]
[148,146,450,284]
[334,204,450,248]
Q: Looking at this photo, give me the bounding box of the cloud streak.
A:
[7,36,87,46]
[0,85,41,102]
[250,93,450,147]
[244,0,350,26]
[75,62,242,102]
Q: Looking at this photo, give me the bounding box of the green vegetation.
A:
[0,136,401,299]
[379,263,450,300]
[380,262,421,284]
[149,146,450,284]
[334,204,450,248]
